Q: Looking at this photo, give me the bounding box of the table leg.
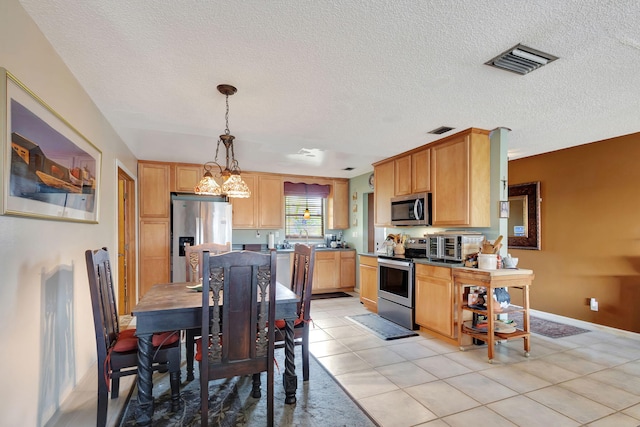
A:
[283,319,297,404]
[136,333,154,426]
[487,289,495,362]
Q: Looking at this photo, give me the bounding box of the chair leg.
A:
[251,373,262,398]
[169,346,181,412]
[97,366,109,427]
[267,365,274,427]
[302,327,310,381]
[110,372,120,399]
[201,368,209,427]
[186,328,196,381]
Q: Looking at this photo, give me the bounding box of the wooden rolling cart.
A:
[453,267,534,363]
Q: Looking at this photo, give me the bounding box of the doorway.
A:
[117,167,137,314]
[367,192,375,252]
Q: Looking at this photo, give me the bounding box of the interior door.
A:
[118,167,137,314]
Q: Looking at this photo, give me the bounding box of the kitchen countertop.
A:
[359,252,531,273]
[274,247,354,253]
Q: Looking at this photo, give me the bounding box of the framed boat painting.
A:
[1,68,101,223]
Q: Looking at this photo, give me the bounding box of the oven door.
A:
[442,235,462,261]
[377,258,414,307]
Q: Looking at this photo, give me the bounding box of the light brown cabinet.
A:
[327,179,349,229]
[258,175,284,229]
[138,161,171,296]
[312,250,356,294]
[359,255,378,312]
[415,264,454,339]
[139,162,171,218]
[313,251,339,292]
[231,173,283,229]
[394,149,431,196]
[411,148,430,193]
[173,164,203,193]
[431,129,490,227]
[340,250,356,288]
[394,155,412,196]
[230,174,257,228]
[372,128,489,229]
[373,160,394,226]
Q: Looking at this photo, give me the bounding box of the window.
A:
[285,195,324,238]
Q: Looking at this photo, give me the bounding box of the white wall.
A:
[0,1,137,425]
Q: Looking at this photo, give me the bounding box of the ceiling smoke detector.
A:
[485,44,558,75]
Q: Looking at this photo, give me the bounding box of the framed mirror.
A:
[508,181,541,250]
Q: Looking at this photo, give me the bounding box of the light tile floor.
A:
[309,294,640,427]
[50,292,640,427]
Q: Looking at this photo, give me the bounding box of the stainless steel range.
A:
[377,238,427,330]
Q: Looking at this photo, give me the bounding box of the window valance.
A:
[284,182,330,198]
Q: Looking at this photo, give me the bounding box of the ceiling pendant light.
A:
[194,84,251,198]
[303,186,311,219]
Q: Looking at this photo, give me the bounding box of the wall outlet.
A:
[275,231,279,238]
[590,298,598,311]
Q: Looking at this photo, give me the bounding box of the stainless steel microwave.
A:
[390,193,431,226]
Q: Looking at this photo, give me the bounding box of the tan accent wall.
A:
[509,132,640,333]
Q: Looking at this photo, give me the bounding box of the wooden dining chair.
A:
[184,242,231,283]
[198,250,276,427]
[183,242,231,381]
[274,243,316,381]
[85,247,182,427]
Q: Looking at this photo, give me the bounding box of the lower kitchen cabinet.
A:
[359,255,378,312]
[415,264,455,339]
[312,250,355,294]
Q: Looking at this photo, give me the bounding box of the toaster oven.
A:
[427,233,484,262]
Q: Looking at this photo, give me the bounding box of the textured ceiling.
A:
[18,0,640,179]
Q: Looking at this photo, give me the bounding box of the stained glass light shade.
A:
[194,173,222,196]
[221,172,251,198]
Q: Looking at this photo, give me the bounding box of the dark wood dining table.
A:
[132,281,300,426]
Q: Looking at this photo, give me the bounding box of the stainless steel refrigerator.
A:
[171,194,233,282]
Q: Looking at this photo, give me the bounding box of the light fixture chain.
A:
[224,94,230,135]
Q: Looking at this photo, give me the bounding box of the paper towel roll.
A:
[268,233,275,249]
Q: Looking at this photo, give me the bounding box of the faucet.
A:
[301,229,309,245]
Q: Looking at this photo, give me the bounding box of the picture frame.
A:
[1,68,101,223]
[499,200,510,218]
[508,181,541,250]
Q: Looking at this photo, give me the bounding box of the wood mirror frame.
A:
[508,181,541,250]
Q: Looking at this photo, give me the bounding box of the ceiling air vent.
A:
[485,44,558,75]
[428,126,455,135]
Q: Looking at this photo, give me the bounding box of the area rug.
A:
[507,312,591,339]
[311,291,353,300]
[346,313,418,340]
[119,347,376,426]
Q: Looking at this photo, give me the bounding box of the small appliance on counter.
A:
[427,232,484,263]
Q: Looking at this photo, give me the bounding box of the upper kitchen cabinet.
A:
[232,173,283,229]
[431,129,490,227]
[231,173,258,228]
[394,155,412,196]
[411,148,430,193]
[373,160,394,226]
[394,148,431,196]
[257,175,284,229]
[327,179,350,229]
[139,162,170,218]
[172,163,203,193]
